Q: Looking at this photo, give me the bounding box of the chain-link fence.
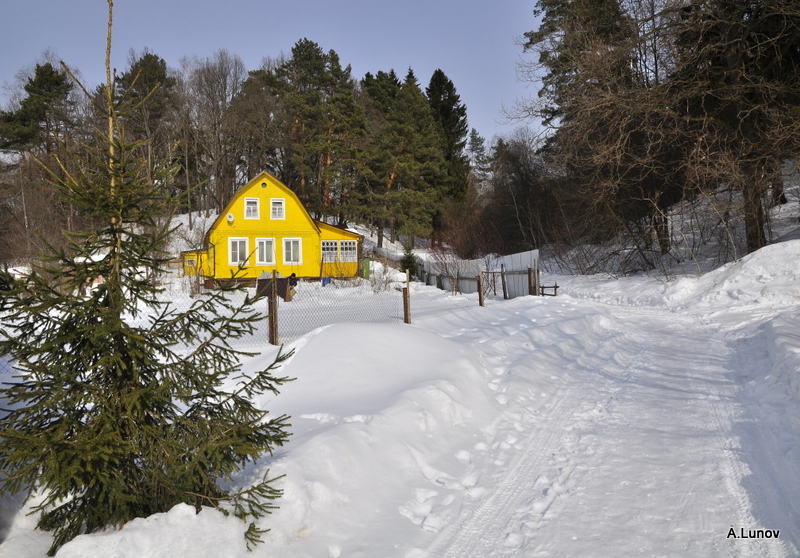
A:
[0,253,549,375]
[0,268,492,375]
[255,272,484,346]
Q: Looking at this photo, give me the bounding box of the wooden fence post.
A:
[403,269,411,324]
[528,267,534,296]
[534,258,541,296]
[477,265,485,307]
[268,270,278,345]
[501,264,509,300]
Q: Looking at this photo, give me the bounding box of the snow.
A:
[3,239,800,556]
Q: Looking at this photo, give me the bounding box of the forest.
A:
[1,0,799,275]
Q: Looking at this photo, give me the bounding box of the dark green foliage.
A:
[257,39,368,223]
[362,69,448,244]
[116,50,179,180]
[426,69,469,201]
[0,62,73,153]
[0,32,292,555]
[525,0,635,126]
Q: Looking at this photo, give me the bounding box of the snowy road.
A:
[420,298,796,557]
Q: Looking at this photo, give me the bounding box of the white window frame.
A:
[340,240,358,262]
[271,198,285,220]
[321,240,339,262]
[244,198,259,219]
[283,238,302,265]
[229,237,249,266]
[256,238,275,266]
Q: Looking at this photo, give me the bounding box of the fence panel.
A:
[421,249,540,300]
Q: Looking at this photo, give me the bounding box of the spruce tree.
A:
[426,69,469,201]
[0,2,292,554]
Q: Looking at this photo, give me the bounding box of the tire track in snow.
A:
[603,307,791,558]
[426,305,622,557]
[428,379,585,558]
[427,301,794,557]
[691,322,796,558]
[696,388,785,558]
[610,307,789,558]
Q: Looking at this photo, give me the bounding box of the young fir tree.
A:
[0,2,292,554]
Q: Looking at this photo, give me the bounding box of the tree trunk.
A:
[769,157,787,206]
[653,211,670,255]
[742,169,767,253]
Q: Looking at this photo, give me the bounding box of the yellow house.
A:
[182,172,362,282]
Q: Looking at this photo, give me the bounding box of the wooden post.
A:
[477,264,485,307]
[403,269,412,324]
[500,264,509,300]
[534,258,541,296]
[528,267,534,296]
[268,270,278,345]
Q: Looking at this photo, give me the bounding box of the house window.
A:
[283,238,302,265]
[256,238,275,265]
[229,238,248,266]
[186,258,196,267]
[321,240,338,262]
[340,240,358,262]
[271,199,285,220]
[245,198,259,219]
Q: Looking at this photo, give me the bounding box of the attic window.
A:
[271,199,285,220]
[245,198,259,219]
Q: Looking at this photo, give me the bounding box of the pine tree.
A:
[263,39,368,223]
[116,50,178,181]
[0,2,292,554]
[362,69,447,245]
[0,62,73,155]
[524,0,635,126]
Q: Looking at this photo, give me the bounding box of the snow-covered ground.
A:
[3,172,800,557]
[1,234,799,557]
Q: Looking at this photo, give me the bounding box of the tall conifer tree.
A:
[0,3,292,554]
[426,69,469,201]
[363,69,447,245]
[0,62,73,155]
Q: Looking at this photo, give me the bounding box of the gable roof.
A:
[203,171,320,246]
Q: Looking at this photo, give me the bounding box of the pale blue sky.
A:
[1,0,541,140]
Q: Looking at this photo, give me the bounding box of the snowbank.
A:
[249,323,502,557]
[766,312,800,401]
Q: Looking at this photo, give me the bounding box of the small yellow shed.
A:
[182,172,362,281]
